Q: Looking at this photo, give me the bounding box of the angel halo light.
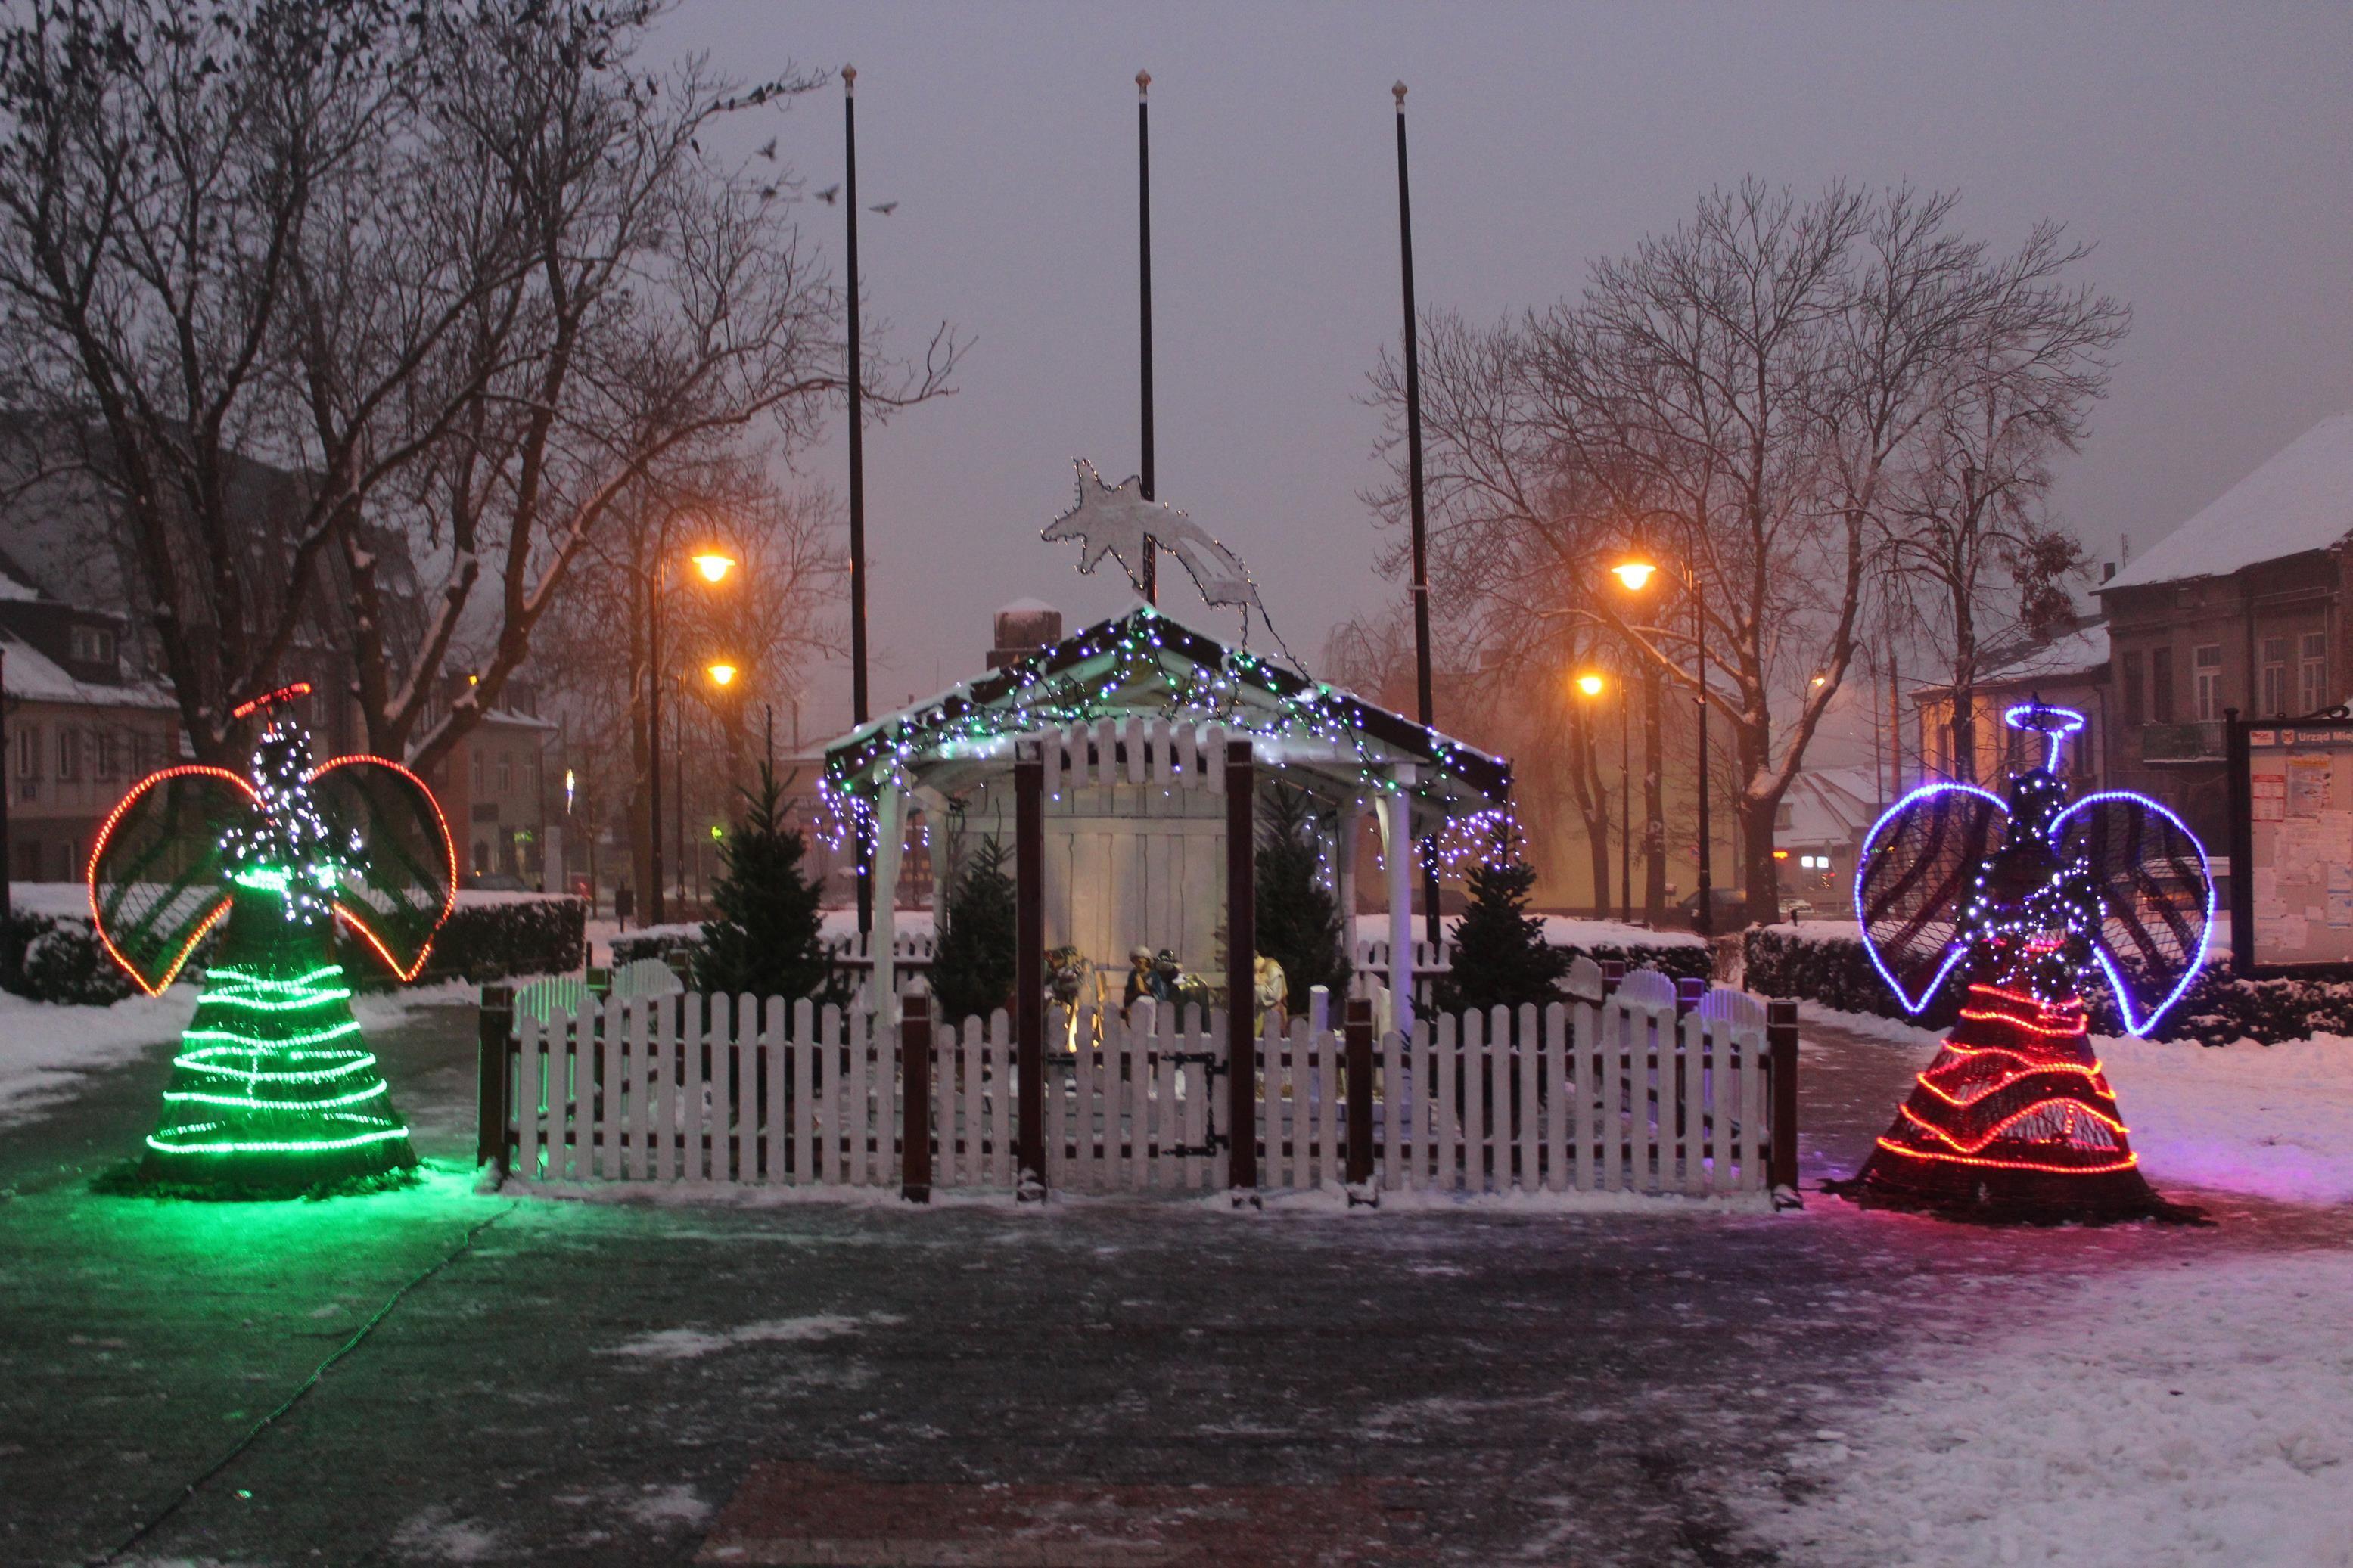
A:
[1836,700,2211,1222]
[87,683,455,1197]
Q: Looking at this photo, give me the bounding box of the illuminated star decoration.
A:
[1043,460,1293,660]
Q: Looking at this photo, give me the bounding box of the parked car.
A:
[1776,896,1817,923]
[1672,886,1748,931]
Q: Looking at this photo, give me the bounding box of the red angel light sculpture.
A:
[1838,701,2210,1222]
[87,684,455,1194]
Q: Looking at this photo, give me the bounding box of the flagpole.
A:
[844,64,874,935]
[1136,69,1157,604]
[1394,81,1441,950]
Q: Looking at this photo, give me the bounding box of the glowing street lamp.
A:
[1611,559,1658,593]
[692,551,737,584]
[1574,671,1607,698]
[706,661,738,688]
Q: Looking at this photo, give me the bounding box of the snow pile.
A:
[2104,1032,2353,1205]
[1744,1249,2353,1567]
[0,986,194,1126]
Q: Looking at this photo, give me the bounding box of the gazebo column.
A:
[1335,801,1362,977]
[1014,744,1046,1197]
[1379,779,1416,1035]
[870,784,905,1023]
[1224,738,1257,1196]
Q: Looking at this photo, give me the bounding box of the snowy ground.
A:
[1737,1006,2353,1566]
[0,979,480,1131]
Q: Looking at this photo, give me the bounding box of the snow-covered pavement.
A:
[1737,1007,2353,1567]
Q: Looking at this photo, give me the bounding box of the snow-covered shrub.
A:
[611,926,706,971]
[1,910,136,1004]
[404,894,586,985]
[1744,922,2353,1045]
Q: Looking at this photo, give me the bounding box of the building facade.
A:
[2094,411,2353,847]
[1913,617,2112,797]
[1,564,182,883]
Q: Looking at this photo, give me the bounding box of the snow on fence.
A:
[480,970,1795,1203]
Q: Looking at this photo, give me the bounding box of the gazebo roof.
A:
[821,604,1509,819]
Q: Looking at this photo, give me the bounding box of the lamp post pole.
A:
[647,560,665,926]
[1394,80,1441,949]
[1619,675,1631,926]
[1136,69,1156,604]
[1692,563,1711,939]
[844,64,875,935]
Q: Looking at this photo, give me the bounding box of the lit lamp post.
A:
[647,546,735,924]
[1611,554,1713,937]
[1574,669,1633,925]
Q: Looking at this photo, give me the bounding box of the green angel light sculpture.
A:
[89,684,456,1195]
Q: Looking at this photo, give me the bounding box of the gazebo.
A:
[820,602,1509,1190]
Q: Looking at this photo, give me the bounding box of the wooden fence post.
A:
[477,983,514,1175]
[1767,998,1801,1202]
[901,990,933,1203]
[1015,747,1047,1198]
[1344,994,1375,1200]
[1225,738,1258,1198]
[1600,958,1625,998]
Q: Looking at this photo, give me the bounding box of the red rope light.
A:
[231,682,314,720]
[307,754,458,982]
[1870,1137,2140,1177]
[85,765,261,996]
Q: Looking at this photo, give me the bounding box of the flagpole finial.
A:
[1136,69,1151,95]
[841,64,856,94]
[1392,80,1407,107]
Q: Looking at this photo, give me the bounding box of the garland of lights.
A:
[1839,701,2212,1221]
[87,685,456,1195]
[818,603,1518,874]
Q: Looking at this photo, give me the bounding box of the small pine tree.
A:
[931,834,1018,1026]
[1434,826,1569,1016]
[1254,786,1351,1005]
[694,763,833,1002]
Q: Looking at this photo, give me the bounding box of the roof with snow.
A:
[2101,411,2353,591]
[0,630,176,712]
[823,604,1510,822]
[1779,766,1882,849]
[1976,620,2112,686]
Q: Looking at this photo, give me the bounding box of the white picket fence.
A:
[499,970,1780,1200]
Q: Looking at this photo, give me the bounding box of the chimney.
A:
[2101,561,2116,583]
[987,600,1061,670]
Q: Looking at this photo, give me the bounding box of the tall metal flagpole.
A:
[844,64,874,935]
[1394,81,1441,949]
[1136,70,1156,604]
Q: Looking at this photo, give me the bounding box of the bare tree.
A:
[1364,182,2120,926]
[0,0,953,765]
[1882,223,2126,781]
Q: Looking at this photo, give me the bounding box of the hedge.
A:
[0,893,586,1004]
[1742,921,2351,1046]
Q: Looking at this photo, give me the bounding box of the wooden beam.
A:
[1225,738,1257,1195]
[1015,747,1047,1196]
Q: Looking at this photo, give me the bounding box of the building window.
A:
[2192,644,2222,721]
[93,730,117,781]
[2302,631,2329,715]
[2261,636,2289,716]
[497,755,513,792]
[15,725,36,778]
[68,623,115,665]
[56,727,79,781]
[2122,651,2144,727]
[471,751,484,791]
[2151,647,2174,723]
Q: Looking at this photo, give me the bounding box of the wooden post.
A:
[1225,738,1257,1195]
[1767,998,1800,1200]
[477,983,514,1174]
[1015,747,1047,1197]
[900,990,933,1203]
[1600,958,1625,998]
[1344,994,1375,1197]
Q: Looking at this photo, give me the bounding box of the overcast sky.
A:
[657,2,2353,737]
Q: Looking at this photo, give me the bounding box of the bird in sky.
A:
[816,183,839,204]
[869,200,898,215]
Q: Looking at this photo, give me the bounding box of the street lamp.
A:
[706,661,738,687]
[1613,548,1713,936]
[647,542,738,924]
[1574,669,1633,925]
